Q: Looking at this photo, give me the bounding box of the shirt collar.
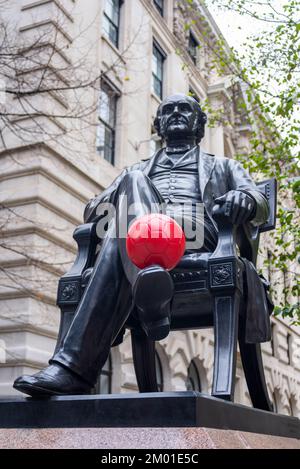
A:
[156,146,198,168]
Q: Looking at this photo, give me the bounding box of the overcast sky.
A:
[208,1,288,50]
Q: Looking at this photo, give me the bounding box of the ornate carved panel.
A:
[210,262,234,288]
[57,279,81,305]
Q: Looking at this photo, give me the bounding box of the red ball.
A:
[126,214,186,270]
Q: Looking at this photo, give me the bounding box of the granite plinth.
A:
[0,427,299,449]
[0,392,299,440]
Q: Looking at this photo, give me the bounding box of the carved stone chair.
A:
[56,178,277,411]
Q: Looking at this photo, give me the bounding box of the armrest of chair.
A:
[57,222,98,308]
[208,175,277,285]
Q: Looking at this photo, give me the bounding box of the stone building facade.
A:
[0,0,299,416]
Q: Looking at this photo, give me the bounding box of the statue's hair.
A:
[153,96,207,144]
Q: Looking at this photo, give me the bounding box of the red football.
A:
[126,214,186,270]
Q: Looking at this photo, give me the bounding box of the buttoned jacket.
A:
[84,146,269,229]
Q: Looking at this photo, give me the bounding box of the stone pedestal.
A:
[0,427,299,449]
[0,392,299,448]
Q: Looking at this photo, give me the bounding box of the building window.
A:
[154,0,164,16]
[102,0,122,48]
[152,42,165,99]
[155,351,164,391]
[96,82,118,165]
[188,33,199,65]
[186,360,202,392]
[93,355,113,394]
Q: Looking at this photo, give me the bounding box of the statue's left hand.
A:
[213,190,256,225]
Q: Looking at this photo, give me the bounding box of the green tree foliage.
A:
[186,0,300,322]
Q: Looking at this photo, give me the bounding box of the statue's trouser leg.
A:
[113,170,165,285]
[51,170,165,385]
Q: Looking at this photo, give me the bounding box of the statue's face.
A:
[158,95,199,139]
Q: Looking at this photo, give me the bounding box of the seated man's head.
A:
[154,94,207,144]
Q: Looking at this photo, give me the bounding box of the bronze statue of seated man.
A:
[14,94,270,396]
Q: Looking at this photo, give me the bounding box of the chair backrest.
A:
[257,178,277,233]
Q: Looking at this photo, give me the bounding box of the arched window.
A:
[155,351,164,392]
[93,354,113,394]
[186,359,202,392]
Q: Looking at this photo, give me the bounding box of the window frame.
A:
[153,0,164,16]
[152,40,166,100]
[96,80,119,165]
[102,0,123,48]
[188,32,199,65]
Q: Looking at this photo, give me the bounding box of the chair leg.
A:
[212,292,240,401]
[131,328,158,392]
[239,317,273,411]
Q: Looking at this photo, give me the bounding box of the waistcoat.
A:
[149,148,217,252]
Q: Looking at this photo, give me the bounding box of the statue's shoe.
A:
[133,265,174,341]
[13,364,91,397]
